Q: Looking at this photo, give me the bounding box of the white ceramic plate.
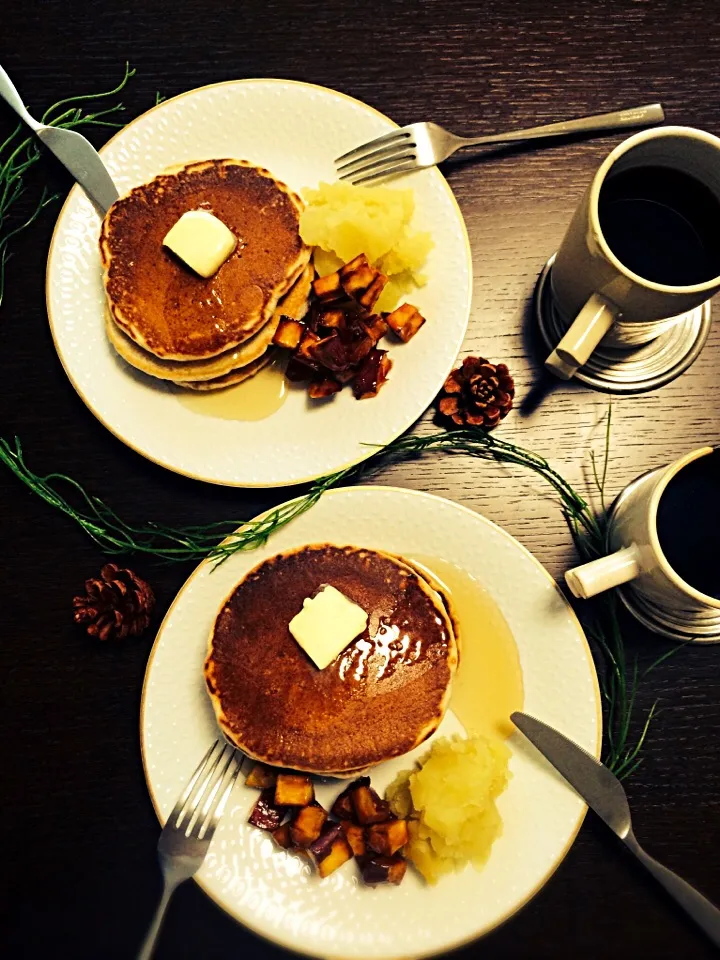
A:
[46,80,472,487]
[141,487,601,959]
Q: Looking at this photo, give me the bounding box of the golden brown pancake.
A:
[100,159,310,360]
[396,556,462,660]
[204,545,458,774]
[178,350,275,390]
[105,263,313,383]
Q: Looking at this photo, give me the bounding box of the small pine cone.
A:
[437,356,515,429]
[73,564,155,641]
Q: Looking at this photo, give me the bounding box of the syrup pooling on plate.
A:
[177,357,288,421]
[408,556,524,738]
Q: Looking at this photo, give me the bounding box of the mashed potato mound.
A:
[299,181,433,311]
[386,734,510,884]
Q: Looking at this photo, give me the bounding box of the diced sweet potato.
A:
[316,308,346,331]
[335,302,366,332]
[289,801,328,847]
[275,773,314,807]
[309,821,344,860]
[352,349,392,400]
[359,853,407,886]
[296,330,322,364]
[357,272,389,310]
[271,822,294,849]
[336,367,360,385]
[344,333,375,367]
[308,377,342,399]
[312,271,344,302]
[340,821,366,857]
[308,333,350,374]
[385,303,426,342]
[338,253,370,278]
[350,781,392,824]
[244,763,276,790]
[317,837,354,878]
[331,791,356,821]
[272,316,306,350]
[367,819,409,856]
[248,789,286,831]
[292,254,420,403]
[331,777,369,821]
[360,314,389,345]
[310,823,354,878]
[285,357,316,382]
[341,262,378,301]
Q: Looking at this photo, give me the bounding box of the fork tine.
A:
[339,150,415,182]
[181,742,233,834]
[335,129,411,165]
[213,757,243,822]
[167,740,222,828]
[336,140,416,176]
[197,753,243,842]
[349,159,419,186]
[188,745,238,838]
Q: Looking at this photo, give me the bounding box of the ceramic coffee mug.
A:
[545,126,720,380]
[565,447,720,640]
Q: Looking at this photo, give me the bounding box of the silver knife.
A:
[512,711,720,948]
[0,63,119,215]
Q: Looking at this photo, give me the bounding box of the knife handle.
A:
[0,63,39,130]
[625,833,720,947]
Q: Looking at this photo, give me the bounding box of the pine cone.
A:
[437,356,515,429]
[73,564,155,641]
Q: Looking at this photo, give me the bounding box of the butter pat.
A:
[289,585,368,670]
[162,209,237,278]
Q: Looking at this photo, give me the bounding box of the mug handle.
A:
[565,545,641,599]
[545,293,617,379]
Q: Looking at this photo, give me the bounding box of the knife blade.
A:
[511,711,632,838]
[0,62,118,216]
[37,125,119,215]
[512,710,720,947]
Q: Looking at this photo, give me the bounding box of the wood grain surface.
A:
[1,1,719,957]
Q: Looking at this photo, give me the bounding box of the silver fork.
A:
[336,103,665,184]
[138,740,243,960]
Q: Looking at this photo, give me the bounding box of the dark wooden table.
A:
[2,1,720,957]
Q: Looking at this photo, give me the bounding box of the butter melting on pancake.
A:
[100,159,310,361]
[204,545,458,775]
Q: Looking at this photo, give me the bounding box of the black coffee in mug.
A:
[598,166,720,287]
[655,449,720,599]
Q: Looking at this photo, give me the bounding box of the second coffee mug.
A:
[565,446,720,641]
[546,126,720,379]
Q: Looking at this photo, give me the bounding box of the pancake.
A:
[204,544,458,775]
[396,555,462,658]
[178,350,276,390]
[100,159,311,360]
[105,263,313,383]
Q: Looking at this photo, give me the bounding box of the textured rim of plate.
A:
[45,79,473,488]
[139,486,602,958]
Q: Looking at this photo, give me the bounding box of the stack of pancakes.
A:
[204,545,460,776]
[99,159,312,390]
